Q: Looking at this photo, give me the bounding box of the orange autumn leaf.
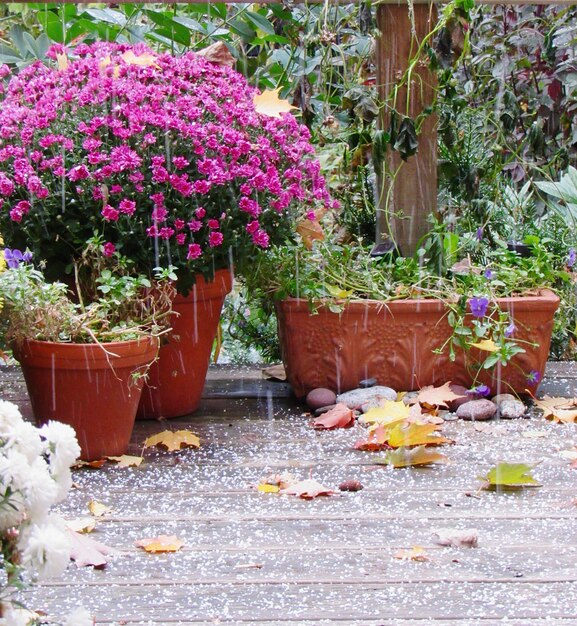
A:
[144,430,200,452]
[253,88,298,118]
[354,424,392,451]
[197,41,235,68]
[296,218,325,250]
[281,479,337,500]
[417,381,463,408]
[135,535,184,553]
[313,403,355,430]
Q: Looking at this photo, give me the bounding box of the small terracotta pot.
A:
[276,290,560,397]
[137,269,233,419]
[15,336,159,461]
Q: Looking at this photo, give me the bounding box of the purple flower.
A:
[475,227,483,241]
[526,370,541,385]
[3,248,31,268]
[567,248,576,268]
[469,296,489,318]
[484,268,494,280]
[504,322,516,337]
[468,384,491,397]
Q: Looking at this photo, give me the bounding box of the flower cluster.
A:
[0,42,336,291]
[0,400,80,618]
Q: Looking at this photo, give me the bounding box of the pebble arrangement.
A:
[306,382,528,421]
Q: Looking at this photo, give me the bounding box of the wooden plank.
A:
[376,2,438,256]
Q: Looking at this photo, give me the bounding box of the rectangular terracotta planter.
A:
[275,290,560,397]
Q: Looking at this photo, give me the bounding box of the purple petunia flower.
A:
[4,248,23,268]
[484,268,494,280]
[504,322,516,337]
[475,227,483,241]
[567,248,576,268]
[469,296,489,318]
[468,384,491,397]
[526,370,541,385]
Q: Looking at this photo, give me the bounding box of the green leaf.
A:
[243,11,275,36]
[479,463,541,490]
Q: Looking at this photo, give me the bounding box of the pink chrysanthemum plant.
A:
[0,42,336,293]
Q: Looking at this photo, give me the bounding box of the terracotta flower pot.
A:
[137,269,233,419]
[15,336,159,461]
[275,290,560,397]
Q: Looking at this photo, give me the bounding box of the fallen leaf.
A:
[432,528,478,548]
[532,394,577,424]
[281,478,337,499]
[394,546,429,561]
[417,381,463,409]
[376,445,448,468]
[354,424,392,451]
[74,459,107,469]
[107,455,144,468]
[470,338,498,352]
[359,401,410,425]
[67,530,116,568]
[197,41,235,67]
[257,484,280,493]
[88,500,112,518]
[522,430,548,439]
[296,218,324,250]
[259,472,298,490]
[313,403,355,430]
[65,517,96,534]
[262,364,286,381]
[135,535,184,553]
[387,422,451,448]
[253,88,298,118]
[234,562,263,569]
[144,430,200,452]
[121,49,160,69]
[55,52,69,71]
[479,462,541,489]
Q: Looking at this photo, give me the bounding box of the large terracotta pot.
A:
[15,336,159,461]
[137,269,233,419]
[275,290,560,397]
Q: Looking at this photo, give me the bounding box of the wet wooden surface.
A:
[3,362,577,625]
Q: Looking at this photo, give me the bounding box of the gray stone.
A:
[336,386,397,410]
[492,393,516,406]
[314,404,337,417]
[499,399,527,419]
[456,399,497,421]
[402,391,420,406]
[359,378,377,389]
[306,388,337,410]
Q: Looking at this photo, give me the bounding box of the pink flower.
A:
[252,229,270,248]
[119,199,136,215]
[209,231,224,247]
[187,243,202,259]
[176,233,186,245]
[207,219,220,229]
[195,207,206,218]
[102,242,116,257]
[246,220,260,234]
[9,200,31,222]
[101,205,120,222]
[0,174,14,196]
[193,180,211,195]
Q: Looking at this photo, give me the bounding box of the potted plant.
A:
[0,42,334,418]
[248,230,566,398]
[0,242,173,460]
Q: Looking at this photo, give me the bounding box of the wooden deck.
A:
[4,363,577,625]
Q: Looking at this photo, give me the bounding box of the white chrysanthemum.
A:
[22,457,59,521]
[18,514,71,580]
[6,420,43,462]
[63,607,93,626]
[40,421,80,500]
[0,400,24,433]
[1,601,40,625]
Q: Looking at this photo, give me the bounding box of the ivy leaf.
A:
[479,463,541,490]
[144,430,200,452]
[393,116,418,161]
[376,445,448,468]
[253,88,298,118]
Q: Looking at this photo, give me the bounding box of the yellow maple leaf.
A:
[55,52,69,71]
[121,50,160,69]
[393,545,429,561]
[107,455,144,468]
[88,500,112,518]
[253,88,298,118]
[257,484,280,493]
[135,534,184,553]
[471,338,499,352]
[144,430,200,452]
[359,400,410,426]
[387,422,451,448]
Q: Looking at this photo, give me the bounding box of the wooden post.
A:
[376,2,438,257]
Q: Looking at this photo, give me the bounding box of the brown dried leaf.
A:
[296,218,325,250]
[262,364,286,381]
[417,381,463,409]
[107,455,143,468]
[144,430,200,452]
[197,41,235,67]
[74,459,107,469]
[313,403,355,430]
[532,394,577,424]
[354,424,392,451]
[253,88,298,118]
[281,478,337,500]
[135,535,184,553]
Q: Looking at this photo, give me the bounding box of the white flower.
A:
[1,601,39,626]
[0,400,24,432]
[63,607,93,626]
[40,421,80,501]
[7,420,43,462]
[18,514,71,580]
[22,457,59,521]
